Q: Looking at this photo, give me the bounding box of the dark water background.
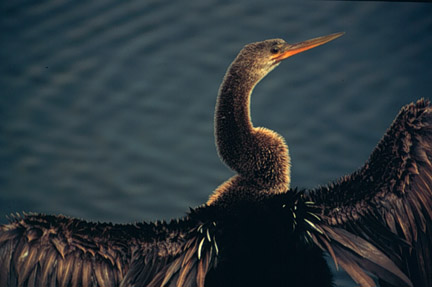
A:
[1,1,432,286]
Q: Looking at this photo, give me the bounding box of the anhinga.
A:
[1,32,431,287]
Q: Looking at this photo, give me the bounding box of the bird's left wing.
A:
[305,99,432,287]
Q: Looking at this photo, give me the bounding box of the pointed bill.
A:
[272,32,344,62]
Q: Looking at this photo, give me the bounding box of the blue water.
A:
[1,1,431,286]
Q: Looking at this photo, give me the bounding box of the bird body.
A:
[1,32,432,287]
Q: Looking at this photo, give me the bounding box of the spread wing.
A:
[0,213,131,287]
[0,212,218,287]
[306,99,432,287]
[121,214,219,287]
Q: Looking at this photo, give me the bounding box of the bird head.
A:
[230,32,344,83]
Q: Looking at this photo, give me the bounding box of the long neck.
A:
[215,65,255,166]
[215,63,291,191]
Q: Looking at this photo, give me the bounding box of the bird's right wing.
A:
[0,211,219,287]
[0,213,130,287]
[121,220,219,287]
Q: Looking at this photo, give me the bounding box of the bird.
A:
[1,32,431,287]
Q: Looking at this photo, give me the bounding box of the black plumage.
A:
[1,33,431,287]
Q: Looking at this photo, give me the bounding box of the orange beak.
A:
[272,32,344,62]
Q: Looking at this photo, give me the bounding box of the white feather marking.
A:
[213,236,219,255]
[307,212,321,221]
[19,250,29,259]
[206,229,212,242]
[304,218,323,234]
[198,237,205,260]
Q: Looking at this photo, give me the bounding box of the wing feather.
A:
[1,213,217,287]
[121,221,218,287]
[0,214,138,286]
[81,259,91,287]
[307,99,432,286]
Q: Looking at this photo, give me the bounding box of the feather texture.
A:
[0,212,215,287]
[307,99,432,287]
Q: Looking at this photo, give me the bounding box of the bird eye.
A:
[271,46,280,54]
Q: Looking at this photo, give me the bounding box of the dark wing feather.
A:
[307,99,432,287]
[0,212,218,287]
[121,220,218,287]
[0,213,131,287]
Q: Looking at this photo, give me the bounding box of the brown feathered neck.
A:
[209,53,291,204]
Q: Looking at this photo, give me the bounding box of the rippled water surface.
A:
[1,1,432,286]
